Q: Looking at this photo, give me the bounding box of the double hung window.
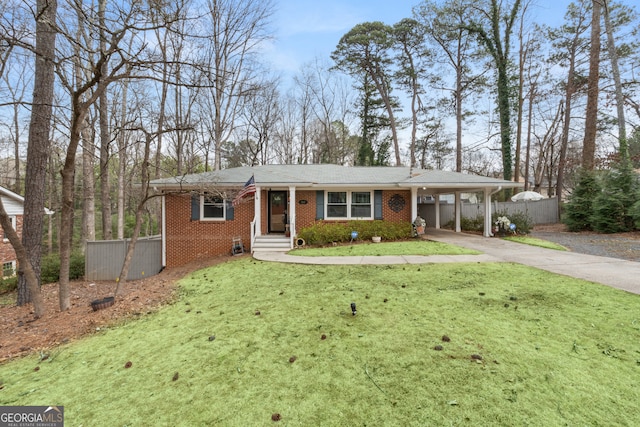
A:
[326,191,372,219]
[201,194,225,220]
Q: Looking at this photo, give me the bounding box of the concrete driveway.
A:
[254,229,640,295]
[425,229,640,295]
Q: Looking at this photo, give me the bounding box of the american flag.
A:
[232,175,256,206]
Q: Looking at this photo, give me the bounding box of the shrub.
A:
[630,199,640,229]
[590,162,639,233]
[297,220,412,245]
[496,211,533,234]
[446,212,532,234]
[0,276,18,294]
[41,251,85,284]
[563,169,600,231]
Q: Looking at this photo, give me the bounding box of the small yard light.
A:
[351,302,357,316]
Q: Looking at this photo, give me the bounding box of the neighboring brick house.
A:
[0,186,26,276]
[151,165,521,268]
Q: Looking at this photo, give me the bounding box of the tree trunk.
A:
[115,131,153,295]
[0,199,45,318]
[59,100,87,311]
[98,0,112,240]
[497,65,513,181]
[117,80,130,239]
[455,59,463,173]
[602,0,627,159]
[18,0,58,306]
[582,0,601,170]
[514,34,527,184]
[81,120,96,254]
[12,99,21,193]
[524,82,536,191]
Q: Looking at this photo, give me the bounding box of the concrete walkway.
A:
[252,228,640,295]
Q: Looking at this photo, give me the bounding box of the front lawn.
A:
[1,258,639,426]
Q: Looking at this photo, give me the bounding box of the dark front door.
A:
[268,191,287,233]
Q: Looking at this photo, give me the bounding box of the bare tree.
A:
[54,1,152,310]
[415,0,487,172]
[548,0,591,206]
[98,0,112,240]
[201,0,274,171]
[239,76,281,165]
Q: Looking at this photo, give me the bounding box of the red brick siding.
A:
[293,190,318,231]
[164,194,254,267]
[164,190,413,267]
[0,215,22,269]
[380,190,412,223]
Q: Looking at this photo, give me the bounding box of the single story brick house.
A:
[150,164,521,267]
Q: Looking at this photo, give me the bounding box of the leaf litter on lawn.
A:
[1,258,639,426]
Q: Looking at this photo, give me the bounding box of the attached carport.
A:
[399,170,522,237]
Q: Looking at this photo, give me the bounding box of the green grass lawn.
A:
[503,235,568,251]
[1,257,639,426]
[289,239,481,256]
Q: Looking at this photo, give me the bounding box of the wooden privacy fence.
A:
[418,197,559,228]
[85,235,162,281]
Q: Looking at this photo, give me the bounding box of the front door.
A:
[268,191,287,233]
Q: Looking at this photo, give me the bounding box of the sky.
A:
[265,0,571,78]
[265,0,418,75]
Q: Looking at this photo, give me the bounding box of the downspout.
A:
[161,193,166,268]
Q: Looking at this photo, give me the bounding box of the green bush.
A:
[41,251,85,284]
[494,211,533,234]
[563,169,600,231]
[446,212,532,235]
[297,220,412,245]
[630,199,640,229]
[0,276,18,294]
[590,162,639,233]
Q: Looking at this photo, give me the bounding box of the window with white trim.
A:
[2,216,15,242]
[3,261,15,277]
[326,191,372,219]
[200,194,225,220]
[351,192,372,218]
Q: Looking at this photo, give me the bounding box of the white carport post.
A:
[483,187,494,237]
[289,186,296,244]
[411,187,418,222]
[434,195,441,229]
[254,186,262,236]
[454,191,461,232]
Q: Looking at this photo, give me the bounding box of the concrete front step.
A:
[252,235,292,252]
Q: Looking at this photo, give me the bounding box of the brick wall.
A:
[0,215,22,271]
[293,190,318,231]
[164,193,255,267]
[164,190,413,267]
[380,190,412,222]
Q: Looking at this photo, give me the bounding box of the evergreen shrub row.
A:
[297,220,412,245]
